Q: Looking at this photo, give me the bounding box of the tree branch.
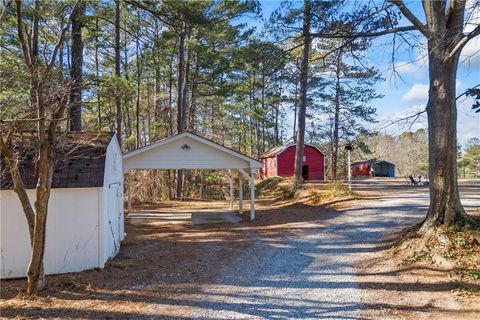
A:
[446,24,480,61]
[311,25,418,39]
[0,134,35,243]
[388,0,429,36]
[15,0,33,71]
[45,3,77,76]
[124,0,178,29]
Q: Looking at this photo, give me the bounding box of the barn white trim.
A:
[122,132,262,220]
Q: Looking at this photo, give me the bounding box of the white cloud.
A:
[394,61,419,75]
[460,35,480,67]
[402,84,429,103]
[460,0,480,67]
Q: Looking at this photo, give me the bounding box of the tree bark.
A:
[68,1,85,131]
[135,10,142,148]
[27,134,53,295]
[293,0,311,189]
[420,39,466,231]
[95,17,101,130]
[332,50,341,180]
[293,74,298,142]
[0,148,35,242]
[176,22,187,199]
[412,0,471,231]
[115,0,122,147]
[188,56,199,131]
[275,78,282,145]
[176,23,187,134]
[168,46,175,136]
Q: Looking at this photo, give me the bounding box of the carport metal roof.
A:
[122,132,262,220]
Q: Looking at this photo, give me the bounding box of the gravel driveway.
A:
[179,181,480,319]
[2,180,478,319]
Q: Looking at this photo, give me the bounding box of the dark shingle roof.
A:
[1,132,113,190]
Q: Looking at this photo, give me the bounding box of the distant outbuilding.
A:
[351,160,396,178]
[260,144,326,181]
[0,133,124,279]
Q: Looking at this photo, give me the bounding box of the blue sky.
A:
[244,0,480,147]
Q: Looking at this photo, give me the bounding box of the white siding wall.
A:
[0,188,101,279]
[102,137,124,263]
[124,136,250,170]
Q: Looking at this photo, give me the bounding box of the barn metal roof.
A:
[260,143,326,158]
[1,132,113,190]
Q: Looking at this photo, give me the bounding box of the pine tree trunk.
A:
[95,17,101,130]
[115,0,122,147]
[293,0,311,189]
[332,50,341,180]
[68,1,85,132]
[293,76,298,142]
[135,11,141,148]
[168,45,176,136]
[275,79,282,145]
[189,58,199,131]
[176,23,187,199]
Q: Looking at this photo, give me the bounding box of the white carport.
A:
[122,132,263,220]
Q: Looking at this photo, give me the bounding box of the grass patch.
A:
[256,177,300,200]
[307,180,357,205]
[403,250,431,265]
[452,286,480,297]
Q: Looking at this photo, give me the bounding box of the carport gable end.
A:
[122,132,262,171]
[122,132,262,220]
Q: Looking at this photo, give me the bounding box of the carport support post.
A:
[250,168,255,220]
[229,171,234,209]
[238,173,243,215]
[127,172,132,212]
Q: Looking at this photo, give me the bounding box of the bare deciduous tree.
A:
[0,1,77,295]
[388,0,480,231]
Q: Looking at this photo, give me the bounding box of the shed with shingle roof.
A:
[1,133,124,279]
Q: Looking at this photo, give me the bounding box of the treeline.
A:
[356,129,429,177]
[458,138,480,179]
[1,0,382,166]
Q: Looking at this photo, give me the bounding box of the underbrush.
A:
[256,177,300,200]
[257,178,359,203]
[307,180,357,205]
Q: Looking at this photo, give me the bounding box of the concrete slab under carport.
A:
[126,208,243,226]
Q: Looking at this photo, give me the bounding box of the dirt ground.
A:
[1,179,479,319]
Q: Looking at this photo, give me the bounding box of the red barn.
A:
[260,144,326,181]
[351,161,372,177]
